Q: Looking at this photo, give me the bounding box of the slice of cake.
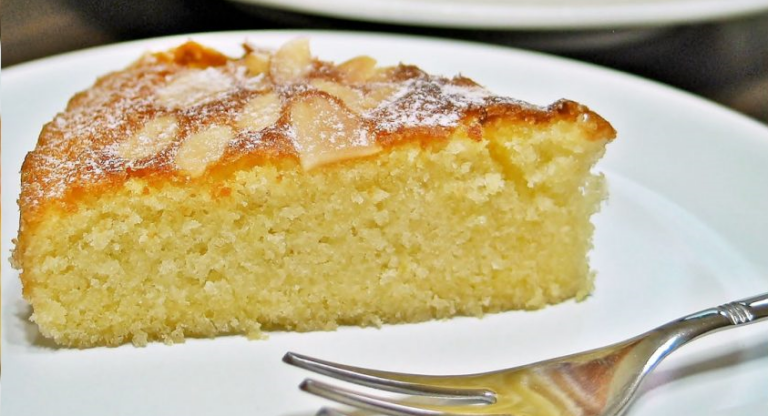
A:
[13,39,615,347]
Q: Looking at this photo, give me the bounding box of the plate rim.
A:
[225,0,768,30]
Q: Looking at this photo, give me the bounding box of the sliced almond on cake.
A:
[176,125,235,177]
[237,92,283,131]
[289,94,381,170]
[117,115,179,161]
[337,56,378,84]
[244,51,271,77]
[156,68,235,109]
[270,38,312,84]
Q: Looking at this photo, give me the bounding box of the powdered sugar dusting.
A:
[157,68,236,109]
[370,77,533,133]
[20,41,551,218]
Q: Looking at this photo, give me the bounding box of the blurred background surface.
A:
[2,0,767,124]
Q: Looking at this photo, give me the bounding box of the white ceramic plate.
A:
[2,31,767,416]
[228,0,768,29]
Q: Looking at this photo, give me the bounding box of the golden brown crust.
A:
[18,40,615,230]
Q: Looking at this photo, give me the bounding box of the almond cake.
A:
[13,40,615,347]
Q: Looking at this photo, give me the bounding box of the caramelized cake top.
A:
[19,40,615,222]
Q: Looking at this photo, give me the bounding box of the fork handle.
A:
[680,292,768,328]
[712,292,768,324]
[652,292,768,353]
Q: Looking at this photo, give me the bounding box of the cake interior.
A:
[20,115,607,347]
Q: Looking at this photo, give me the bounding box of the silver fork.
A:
[284,292,768,416]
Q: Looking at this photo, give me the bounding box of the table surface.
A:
[2,0,767,125]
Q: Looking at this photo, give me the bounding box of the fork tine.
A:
[302,378,451,416]
[284,352,495,403]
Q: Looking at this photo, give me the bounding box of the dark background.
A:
[2,0,767,124]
